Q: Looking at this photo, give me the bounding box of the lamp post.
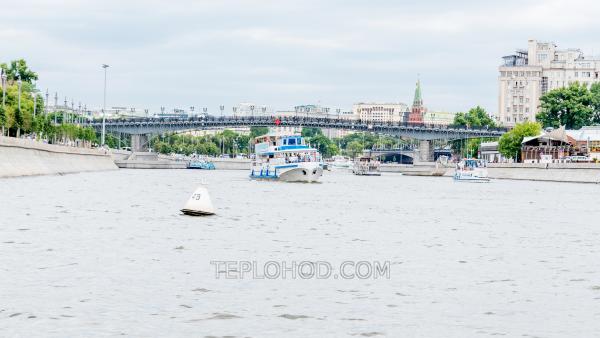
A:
[250,105,255,118]
[1,70,5,136]
[63,97,67,124]
[203,107,207,117]
[190,106,195,117]
[17,72,22,137]
[45,89,49,115]
[54,92,58,124]
[232,106,237,118]
[101,64,109,146]
[33,91,37,118]
[220,105,224,117]
[261,106,266,116]
[336,108,341,120]
[1,69,6,108]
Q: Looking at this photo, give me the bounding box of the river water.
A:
[1,169,600,337]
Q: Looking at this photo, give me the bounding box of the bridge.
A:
[363,147,453,164]
[87,115,505,161]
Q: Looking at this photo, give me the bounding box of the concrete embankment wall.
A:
[211,158,251,170]
[487,163,600,183]
[0,136,118,178]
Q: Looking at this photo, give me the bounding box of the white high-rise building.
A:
[498,39,600,126]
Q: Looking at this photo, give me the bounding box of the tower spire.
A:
[413,75,423,106]
[408,75,425,124]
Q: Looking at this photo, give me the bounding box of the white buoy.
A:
[181,185,215,216]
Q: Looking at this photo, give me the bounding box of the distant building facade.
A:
[352,103,408,123]
[423,111,456,125]
[499,39,600,126]
[274,104,353,138]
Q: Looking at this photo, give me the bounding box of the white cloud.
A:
[1,0,600,113]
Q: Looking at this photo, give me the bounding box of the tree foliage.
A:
[151,130,251,156]
[301,127,323,138]
[537,82,600,129]
[498,121,541,161]
[452,106,496,128]
[249,126,269,138]
[0,59,39,83]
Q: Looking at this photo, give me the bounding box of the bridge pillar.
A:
[131,134,149,152]
[418,140,434,162]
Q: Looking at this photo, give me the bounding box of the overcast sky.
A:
[2,0,600,114]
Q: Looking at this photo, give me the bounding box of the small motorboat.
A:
[353,156,381,176]
[453,159,490,182]
[187,160,215,170]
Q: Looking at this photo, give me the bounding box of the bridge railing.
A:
[87,115,508,133]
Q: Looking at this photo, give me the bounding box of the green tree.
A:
[14,108,24,138]
[250,126,269,138]
[308,133,339,158]
[537,82,593,129]
[0,105,6,136]
[0,59,38,83]
[590,82,600,124]
[498,121,541,161]
[452,106,496,128]
[346,140,364,159]
[301,127,323,138]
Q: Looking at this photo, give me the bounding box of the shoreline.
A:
[0,137,118,178]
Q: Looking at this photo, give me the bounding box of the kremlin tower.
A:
[408,78,426,124]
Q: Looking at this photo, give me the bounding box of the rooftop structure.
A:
[498,39,600,126]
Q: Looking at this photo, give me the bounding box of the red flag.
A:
[275,118,281,125]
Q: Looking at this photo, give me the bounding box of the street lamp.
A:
[101,64,109,146]
[232,106,237,118]
[203,107,207,116]
[33,91,37,118]
[1,69,6,136]
[54,92,58,124]
[250,105,255,118]
[220,105,224,117]
[1,69,6,109]
[261,106,266,116]
[17,71,22,137]
[63,97,68,124]
[190,106,195,117]
[45,89,49,115]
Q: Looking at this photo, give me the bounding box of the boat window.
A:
[288,138,296,145]
[297,138,302,145]
[283,139,287,145]
[269,154,274,158]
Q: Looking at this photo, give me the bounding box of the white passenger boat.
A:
[250,134,323,183]
[329,155,353,170]
[453,159,490,182]
[353,157,381,176]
